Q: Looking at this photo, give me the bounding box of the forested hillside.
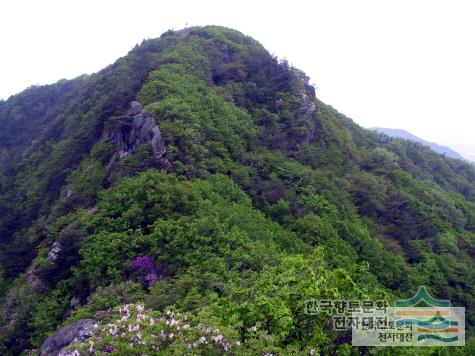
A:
[0,26,474,355]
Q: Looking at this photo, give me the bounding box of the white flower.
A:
[128,324,140,332]
[108,324,118,336]
[250,326,257,332]
[199,336,207,344]
[59,351,81,356]
[212,334,224,343]
[136,313,147,322]
[136,305,144,311]
[88,340,94,352]
[120,305,131,315]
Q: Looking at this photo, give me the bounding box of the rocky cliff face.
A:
[119,101,166,159]
[104,101,168,161]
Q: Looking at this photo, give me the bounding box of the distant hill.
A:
[371,127,466,160]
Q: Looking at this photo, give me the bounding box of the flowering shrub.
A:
[62,304,316,355]
[130,256,160,287]
[131,256,156,273]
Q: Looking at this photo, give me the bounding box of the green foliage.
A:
[29,290,70,347]
[67,159,107,203]
[137,52,258,175]
[361,147,399,174]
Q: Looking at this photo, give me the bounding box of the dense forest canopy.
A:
[0,26,474,355]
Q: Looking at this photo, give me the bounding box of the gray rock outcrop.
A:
[117,101,167,159]
[40,319,97,356]
[47,241,62,263]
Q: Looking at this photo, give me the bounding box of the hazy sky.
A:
[1,0,474,160]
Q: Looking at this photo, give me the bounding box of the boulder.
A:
[40,319,97,356]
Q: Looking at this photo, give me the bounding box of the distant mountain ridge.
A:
[371,127,466,160]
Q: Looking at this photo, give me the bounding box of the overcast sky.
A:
[1,0,474,160]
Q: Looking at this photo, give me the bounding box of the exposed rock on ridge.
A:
[104,101,168,161]
[120,101,166,158]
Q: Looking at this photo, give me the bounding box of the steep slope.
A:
[0,26,474,354]
[372,127,466,160]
